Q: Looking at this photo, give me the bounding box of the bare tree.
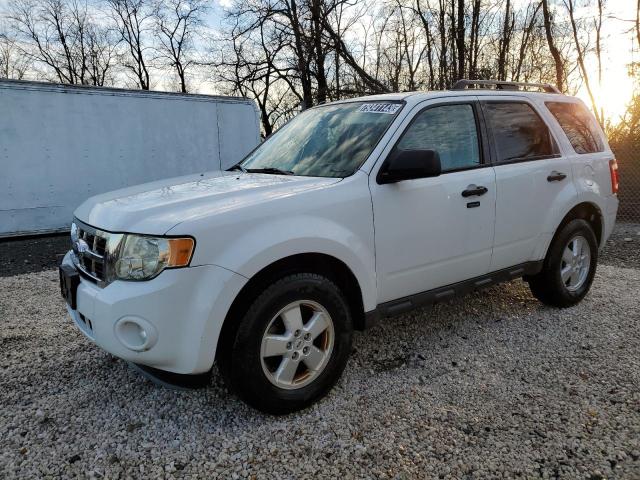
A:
[455,0,464,80]
[0,27,31,79]
[327,0,362,99]
[108,0,154,89]
[636,0,639,52]
[541,0,565,91]
[437,0,447,88]
[322,17,389,94]
[8,0,79,84]
[309,0,329,103]
[513,2,542,82]
[214,18,294,135]
[497,0,514,80]
[7,0,117,85]
[287,0,313,108]
[71,4,119,86]
[212,0,624,135]
[564,0,600,124]
[468,0,480,79]
[153,0,206,93]
[225,0,312,108]
[594,0,604,122]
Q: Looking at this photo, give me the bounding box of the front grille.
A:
[72,221,109,284]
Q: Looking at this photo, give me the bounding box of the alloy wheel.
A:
[560,235,591,292]
[260,300,335,390]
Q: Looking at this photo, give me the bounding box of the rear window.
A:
[545,102,604,154]
[483,102,556,163]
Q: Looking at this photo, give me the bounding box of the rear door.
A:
[480,96,578,271]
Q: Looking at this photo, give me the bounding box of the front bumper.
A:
[61,251,247,374]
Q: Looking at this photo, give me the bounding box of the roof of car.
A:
[330,80,581,107]
[331,89,580,111]
[336,89,575,104]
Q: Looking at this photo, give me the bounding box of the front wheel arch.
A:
[215,253,365,363]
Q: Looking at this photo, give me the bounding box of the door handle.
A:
[547,171,567,182]
[461,185,488,197]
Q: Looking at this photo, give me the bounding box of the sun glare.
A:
[573,2,637,124]
[576,71,634,123]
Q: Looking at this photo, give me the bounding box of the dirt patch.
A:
[0,235,68,277]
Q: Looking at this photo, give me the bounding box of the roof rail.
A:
[451,79,561,94]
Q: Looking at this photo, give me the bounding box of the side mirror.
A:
[377,149,441,184]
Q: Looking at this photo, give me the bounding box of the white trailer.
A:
[0,79,260,237]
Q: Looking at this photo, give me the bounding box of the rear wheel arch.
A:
[527,218,598,307]
[553,202,603,248]
[215,253,366,362]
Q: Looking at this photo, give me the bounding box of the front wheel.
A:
[526,218,598,308]
[218,273,353,414]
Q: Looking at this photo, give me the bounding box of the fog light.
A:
[114,316,158,352]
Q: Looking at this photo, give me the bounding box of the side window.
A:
[483,102,556,162]
[396,104,480,172]
[545,101,605,154]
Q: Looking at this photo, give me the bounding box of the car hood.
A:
[74,170,340,234]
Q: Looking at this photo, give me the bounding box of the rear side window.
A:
[396,104,480,172]
[483,102,555,162]
[545,102,604,154]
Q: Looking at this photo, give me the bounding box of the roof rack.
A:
[451,79,561,94]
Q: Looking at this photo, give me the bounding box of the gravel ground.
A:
[1,258,639,478]
[599,223,640,269]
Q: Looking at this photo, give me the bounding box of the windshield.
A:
[239,101,403,178]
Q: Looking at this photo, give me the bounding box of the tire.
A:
[218,273,353,414]
[526,218,598,308]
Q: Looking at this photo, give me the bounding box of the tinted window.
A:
[484,102,555,162]
[396,104,480,171]
[546,102,604,154]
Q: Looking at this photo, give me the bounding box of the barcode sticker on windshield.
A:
[357,103,402,114]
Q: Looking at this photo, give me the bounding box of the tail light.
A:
[609,159,619,194]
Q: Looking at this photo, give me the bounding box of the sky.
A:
[0,0,637,123]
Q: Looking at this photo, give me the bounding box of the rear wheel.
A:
[218,273,353,414]
[526,219,598,308]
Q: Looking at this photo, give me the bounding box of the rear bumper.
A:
[602,194,619,247]
[61,251,247,374]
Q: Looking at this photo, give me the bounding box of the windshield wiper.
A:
[246,167,295,175]
[228,164,247,173]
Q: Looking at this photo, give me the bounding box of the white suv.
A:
[59,80,619,414]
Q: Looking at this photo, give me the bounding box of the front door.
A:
[370,100,496,304]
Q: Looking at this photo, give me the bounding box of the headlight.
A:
[113,235,195,281]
